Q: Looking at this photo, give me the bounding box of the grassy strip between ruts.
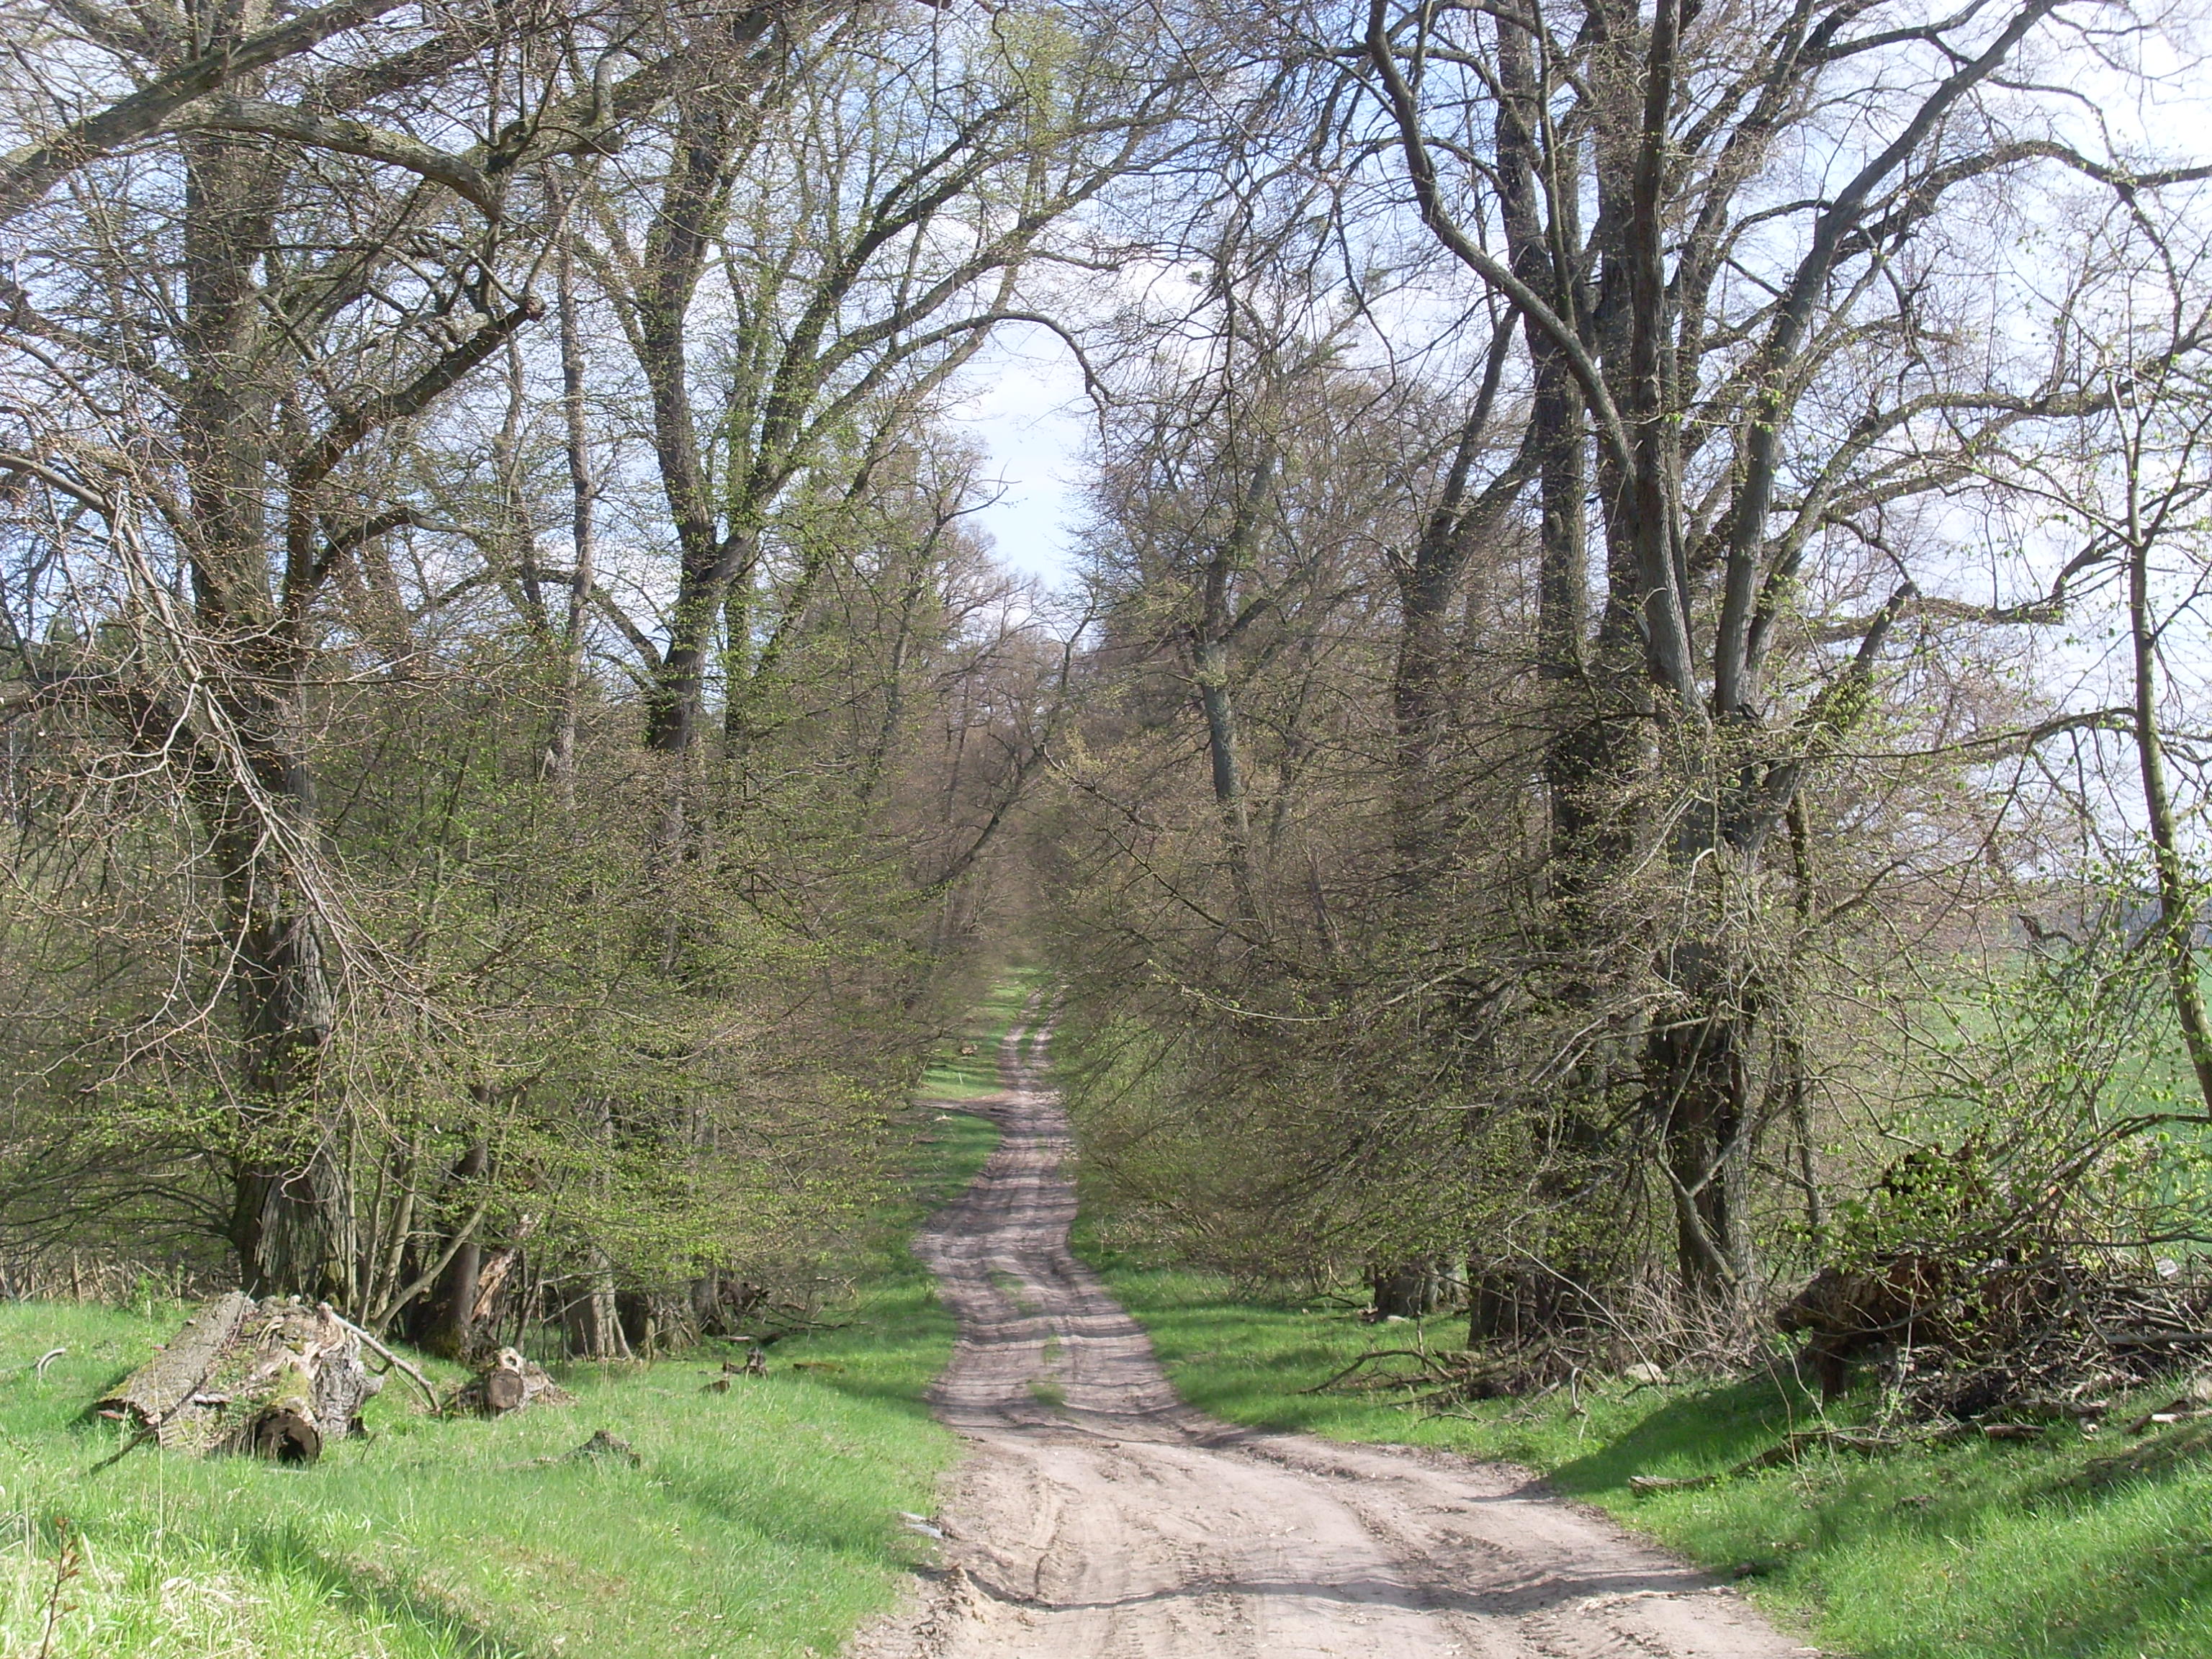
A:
[1082,1254,2212,1659]
[0,1096,999,1659]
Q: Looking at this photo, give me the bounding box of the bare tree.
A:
[1359,0,2212,1302]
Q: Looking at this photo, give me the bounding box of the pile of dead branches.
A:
[1779,1253,2212,1421]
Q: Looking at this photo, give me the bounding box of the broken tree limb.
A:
[327,1310,441,1414]
[508,1428,639,1470]
[86,1424,160,1476]
[468,1212,541,1326]
[1629,1472,1720,1492]
[1631,1426,1933,1493]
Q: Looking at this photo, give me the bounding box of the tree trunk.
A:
[1370,1256,1451,1318]
[1193,638,1258,922]
[550,219,598,807]
[218,822,340,1298]
[179,115,345,1300]
[422,1140,489,1359]
[2125,475,2212,1118]
[564,1259,633,1360]
[1388,565,1456,897]
[1645,937,1751,1302]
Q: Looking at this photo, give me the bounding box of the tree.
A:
[570,3,1195,763]
[1359,0,2212,1303]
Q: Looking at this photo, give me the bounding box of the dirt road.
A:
[853,1005,1815,1659]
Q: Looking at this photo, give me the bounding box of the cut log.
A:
[456,1346,571,1416]
[95,1294,382,1462]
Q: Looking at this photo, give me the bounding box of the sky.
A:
[951,323,1097,588]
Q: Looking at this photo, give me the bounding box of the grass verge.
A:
[0,1110,997,1659]
[1084,1256,2212,1659]
[917,969,1043,1101]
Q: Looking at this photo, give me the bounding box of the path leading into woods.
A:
[853,1002,1814,1659]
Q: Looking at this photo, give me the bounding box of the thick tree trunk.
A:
[631,94,743,760]
[1370,1256,1452,1318]
[563,1259,633,1359]
[179,115,346,1300]
[1388,568,1456,897]
[421,1140,489,1359]
[218,821,340,1298]
[1644,938,1752,1302]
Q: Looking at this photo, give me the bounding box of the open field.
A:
[1082,1258,2212,1659]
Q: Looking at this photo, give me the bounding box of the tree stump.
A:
[96,1295,382,1462]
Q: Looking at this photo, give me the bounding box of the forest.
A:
[6,0,2212,1411]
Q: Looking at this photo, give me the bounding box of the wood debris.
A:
[454,1347,571,1416]
[94,1292,384,1462]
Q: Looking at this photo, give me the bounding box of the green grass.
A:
[0,1108,999,1659]
[917,969,1043,1100]
[1087,1257,2212,1659]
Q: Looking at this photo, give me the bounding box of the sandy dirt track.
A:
[851,1004,1816,1659]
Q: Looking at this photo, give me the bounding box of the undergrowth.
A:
[1086,1254,2212,1659]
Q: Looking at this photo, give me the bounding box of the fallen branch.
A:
[516,1429,639,1468]
[327,1310,441,1414]
[85,1424,159,1476]
[1297,1348,1444,1395]
[2106,1331,2212,1347]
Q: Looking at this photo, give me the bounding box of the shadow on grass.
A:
[243,1527,537,1659]
[1540,1376,1822,1495]
[644,1460,915,1565]
[807,1367,946,1415]
[1559,1383,2212,1658]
